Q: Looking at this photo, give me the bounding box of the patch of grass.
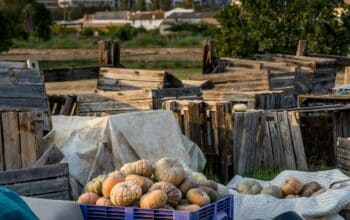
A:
[247,168,279,181]
[39,59,98,70]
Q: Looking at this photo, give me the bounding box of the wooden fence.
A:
[0,111,46,171]
[0,163,71,200]
[163,100,308,181]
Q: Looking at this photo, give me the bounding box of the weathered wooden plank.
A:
[43,66,99,82]
[98,40,112,66]
[152,87,202,99]
[6,177,69,196]
[2,112,21,170]
[98,78,163,90]
[277,111,297,169]
[268,113,285,168]
[255,111,266,171]
[338,137,350,150]
[232,113,245,173]
[19,112,38,168]
[59,96,74,115]
[0,85,45,98]
[0,163,69,185]
[77,100,153,113]
[215,102,228,180]
[33,144,64,168]
[32,191,71,200]
[215,80,270,91]
[337,147,350,160]
[191,71,269,83]
[100,68,166,81]
[337,158,350,171]
[182,80,214,90]
[0,98,48,111]
[262,115,274,169]
[0,70,43,85]
[188,102,203,149]
[288,112,308,170]
[223,103,233,182]
[77,90,153,102]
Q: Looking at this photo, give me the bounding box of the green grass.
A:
[12,32,204,49]
[39,59,201,80]
[247,168,279,181]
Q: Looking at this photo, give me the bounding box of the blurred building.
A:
[37,0,117,8]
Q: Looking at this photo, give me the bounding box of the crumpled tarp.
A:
[227,169,350,220]
[44,110,206,198]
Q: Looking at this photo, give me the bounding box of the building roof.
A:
[128,10,164,20]
[94,11,129,20]
[166,11,217,20]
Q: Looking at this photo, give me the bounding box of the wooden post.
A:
[112,40,121,67]
[344,66,350,85]
[296,40,308,56]
[98,40,112,66]
[202,39,217,74]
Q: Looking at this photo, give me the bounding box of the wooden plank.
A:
[262,115,274,168]
[215,102,228,180]
[19,112,38,168]
[43,66,99,82]
[0,85,45,98]
[288,112,308,170]
[277,112,297,169]
[100,68,166,81]
[0,163,69,185]
[152,87,202,99]
[32,191,71,200]
[296,40,308,56]
[224,103,233,182]
[2,112,21,170]
[255,111,267,171]
[0,98,48,111]
[6,177,69,196]
[33,144,64,168]
[98,78,163,90]
[59,96,74,115]
[268,112,285,168]
[188,102,203,149]
[0,70,43,85]
[0,116,3,171]
[232,113,245,174]
[77,100,153,113]
[338,137,350,150]
[182,80,214,90]
[78,90,153,102]
[337,147,350,159]
[345,67,350,85]
[98,40,112,66]
[215,80,270,91]
[190,71,269,83]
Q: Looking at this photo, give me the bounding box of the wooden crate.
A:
[0,60,39,71]
[0,68,51,130]
[0,163,71,200]
[255,54,337,95]
[163,100,233,183]
[0,111,46,171]
[337,137,350,176]
[97,67,183,91]
[203,90,283,109]
[43,66,99,82]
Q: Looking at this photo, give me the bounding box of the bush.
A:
[81,28,95,37]
[106,24,143,41]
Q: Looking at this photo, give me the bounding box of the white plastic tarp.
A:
[44,110,206,198]
[228,170,350,220]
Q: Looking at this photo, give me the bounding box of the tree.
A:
[120,0,129,10]
[159,0,171,10]
[136,0,146,11]
[215,0,350,57]
[0,12,13,52]
[150,0,160,10]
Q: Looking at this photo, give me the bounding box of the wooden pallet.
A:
[97,67,183,91]
[49,95,77,115]
[0,163,71,200]
[43,66,99,82]
[337,137,350,176]
[299,95,350,107]
[202,90,283,109]
[0,111,46,171]
[0,60,39,71]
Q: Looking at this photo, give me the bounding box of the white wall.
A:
[131,19,164,30]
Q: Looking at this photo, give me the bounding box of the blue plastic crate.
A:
[80,195,233,220]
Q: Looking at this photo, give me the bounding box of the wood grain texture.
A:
[19,112,38,168]
[2,112,21,170]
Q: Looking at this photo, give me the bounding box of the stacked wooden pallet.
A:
[299,95,350,107]
[0,111,46,171]
[337,137,350,176]
[49,95,77,115]
[202,90,283,109]
[0,163,71,200]
[97,67,183,91]
[255,54,337,95]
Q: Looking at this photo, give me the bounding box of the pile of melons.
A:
[78,157,229,211]
[237,178,326,198]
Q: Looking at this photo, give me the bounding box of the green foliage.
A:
[0,12,13,52]
[215,0,350,57]
[159,0,171,10]
[106,24,144,41]
[166,22,217,36]
[136,0,146,11]
[150,0,160,10]
[81,28,95,37]
[120,0,129,10]
[1,0,52,41]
